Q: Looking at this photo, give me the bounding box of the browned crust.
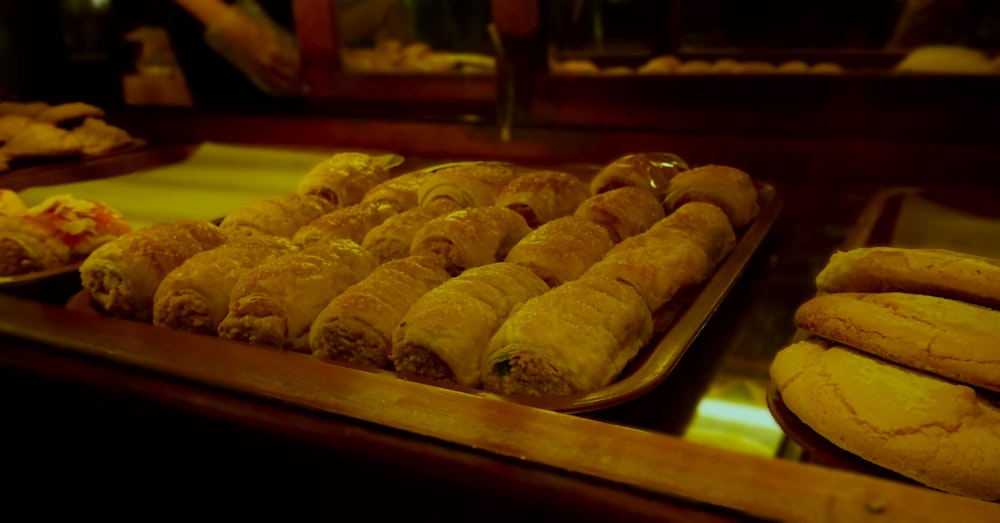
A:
[392,342,457,383]
[311,316,392,369]
[482,353,573,396]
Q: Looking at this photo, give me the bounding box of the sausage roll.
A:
[481,276,653,396]
[292,201,398,247]
[361,199,461,265]
[310,255,451,369]
[152,234,296,335]
[217,239,377,352]
[416,161,519,209]
[0,215,70,276]
[409,206,532,276]
[494,170,589,228]
[360,168,434,211]
[79,220,225,322]
[297,152,393,207]
[582,202,735,312]
[589,152,688,197]
[392,262,549,387]
[503,215,613,287]
[573,186,665,243]
[663,164,759,228]
[219,194,334,239]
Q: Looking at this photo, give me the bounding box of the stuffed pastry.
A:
[218,239,378,352]
[392,262,549,387]
[589,152,688,197]
[309,255,451,369]
[360,168,434,211]
[503,215,613,287]
[416,161,519,209]
[23,194,132,260]
[152,233,295,335]
[0,215,70,276]
[361,199,461,265]
[409,206,532,276]
[663,164,759,228]
[79,220,225,322]
[297,152,393,207]
[292,201,398,247]
[573,186,664,243]
[494,170,588,228]
[481,276,653,396]
[219,193,335,239]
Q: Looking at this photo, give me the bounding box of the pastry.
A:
[409,206,532,276]
[814,247,1000,310]
[292,201,398,247]
[770,340,1000,501]
[219,193,335,239]
[504,215,614,287]
[0,215,70,276]
[481,276,653,396]
[24,194,132,260]
[360,168,434,211]
[1,121,83,159]
[494,170,588,228]
[218,239,377,352]
[152,233,295,335]
[0,114,33,142]
[79,220,225,322]
[297,152,393,207]
[0,189,27,215]
[392,262,549,387]
[360,200,461,264]
[68,117,135,155]
[589,153,688,198]
[794,292,1000,392]
[416,161,519,209]
[663,164,759,228]
[310,255,451,369]
[573,186,665,243]
[33,101,105,125]
[0,101,49,118]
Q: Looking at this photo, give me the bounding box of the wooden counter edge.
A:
[0,294,997,522]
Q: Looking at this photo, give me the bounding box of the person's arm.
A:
[174,0,233,27]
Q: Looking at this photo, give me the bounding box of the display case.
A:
[1,1,1000,521]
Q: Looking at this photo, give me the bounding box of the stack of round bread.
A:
[770,246,1000,501]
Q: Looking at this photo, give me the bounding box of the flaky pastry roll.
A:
[361,199,461,264]
[360,168,434,211]
[503,215,613,287]
[481,276,653,396]
[219,194,335,239]
[152,234,295,335]
[310,255,451,369]
[0,215,70,276]
[663,164,759,228]
[297,152,393,207]
[79,220,225,322]
[392,262,549,387]
[217,239,377,352]
[409,206,532,276]
[494,170,588,228]
[292,201,398,247]
[416,162,519,209]
[573,186,664,243]
[589,152,688,197]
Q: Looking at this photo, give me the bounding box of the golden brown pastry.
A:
[572,186,664,243]
[361,199,461,264]
[79,220,225,322]
[33,101,105,125]
[218,239,378,352]
[814,247,1000,310]
[663,164,759,228]
[409,206,532,276]
[310,255,451,369]
[794,292,1000,393]
[503,215,614,287]
[416,161,519,209]
[360,168,434,211]
[152,234,295,335]
[494,170,588,228]
[292,201,398,247]
[771,340,1000,501]
[0,101,49,118]
[392,262,550,387]
[1,121,83,159]
[297,152,392,207]
[481,276,653,396]
[0,215,70,276]
[68,117,135,155]
[588,153,688,198]
[0,114,33,142]
[582,202,735,312]
[219,193,335,239]
[23,194,133,260]
[0,189,27,215]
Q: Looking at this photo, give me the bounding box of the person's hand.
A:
[204,0,302,96]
